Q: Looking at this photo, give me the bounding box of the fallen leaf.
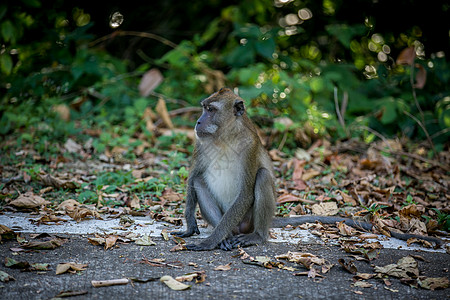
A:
[160,275,191,290]
[9,192,50,208]
[67,207,102,222]
[4,257,30,269]
[0,224,17,241]
[161,229,169,241]
[105,235,118,250]
[22,238,66,250]
[353,281,373,288]
[311,202,339,216]
[338,258,358,274]
[337,221,356,236]
[40,173,78,190]
[176,271,206,283]
[374,256,419,279]
[88,237,105,246]
[170,243,187,252]
[155,98,174,129]
[139,68,163,97]
[417,276,449,290]
[275,252,327,270]
[56,263,88,275]
[134,235,156,246]
[0,270,15,282]
[214,263,232,271]
[30,263,49,271]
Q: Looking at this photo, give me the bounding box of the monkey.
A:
[173,88,443,251]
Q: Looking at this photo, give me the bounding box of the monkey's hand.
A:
[171,225,200,238]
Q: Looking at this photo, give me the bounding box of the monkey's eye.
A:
[205,105,215,112]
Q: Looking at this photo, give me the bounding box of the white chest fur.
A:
[204,151,241,212]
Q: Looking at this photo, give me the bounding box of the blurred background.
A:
[1,0,449,153]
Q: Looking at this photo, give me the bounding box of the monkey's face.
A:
[195,88,245,140]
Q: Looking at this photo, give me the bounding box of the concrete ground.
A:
[0,213,448,299]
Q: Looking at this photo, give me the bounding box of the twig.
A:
[277,131,288,151]
[355,126,393,151]
[403,110,436,156]
[372,145,449,172]
[89,30,178,49]
[333,87,348,136]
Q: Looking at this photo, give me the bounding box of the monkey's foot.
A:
[227,233,264,248]
[171,226,200,238]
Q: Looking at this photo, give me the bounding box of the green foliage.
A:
[0,0,449,154]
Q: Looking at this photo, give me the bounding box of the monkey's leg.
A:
[172,178,201,238]
[228,168,275,248]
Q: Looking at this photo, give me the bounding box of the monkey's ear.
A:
[234,100,245,116]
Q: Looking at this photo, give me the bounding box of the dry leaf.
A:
[105,235,118,250]
[22,238,66,250]
[52,104,71,121]
[160,275,191,290]
[374,256,419,279]
[0,270,15,282]
[338,258,357,274]
[418,276,449,290]
[56,263,88,275]
[413,64,427,89]
[67,207,102,222]
[397,47,415,65]
[311,202,339,216]
[214,263,232,271]
[155,98,174,129]
[337,221,356,236]
[134,235,156,246]
[9,192,50,208]
[139,68,163,97]
[40,174,78,189]
[129,194,141,210]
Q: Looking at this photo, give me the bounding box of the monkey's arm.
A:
[172,179,200,237]
[272,216,443,247]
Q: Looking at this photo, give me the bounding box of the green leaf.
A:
[1,20,16,43]
[255,37,275,59]
[0,53,13,74]
[380,99,397,124]
[325,24,366,48]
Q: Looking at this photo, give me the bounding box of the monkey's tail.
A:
[271,216,443,248]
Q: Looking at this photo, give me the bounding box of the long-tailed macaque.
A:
[173,88,442,251]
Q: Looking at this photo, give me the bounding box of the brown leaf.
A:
[338,258,358,274]
[9,192,50,208]
[160,275,191,290]
[40,174,78,189]
[311,202,339,216]
[337,221,356,236]
[418,276,449,290]
[105,235,118,250]
[374,256,419,279]
[414,64,427,89]
[52,104,71,121]
[397,47,415,65]
[214,263,232,271]
[155,98,174,129]
[139,68,163,97]
[67,207,102,222]
[22,238,66,250]
[56,263,88,275]
[128,194,141,210]
[338,190,358,206]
